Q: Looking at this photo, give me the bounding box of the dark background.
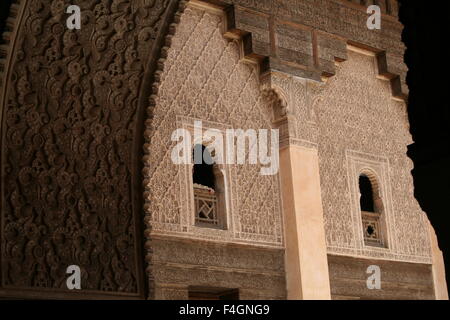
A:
[0,0,14,41]
[0,0,448,292]
[399,0,450,283]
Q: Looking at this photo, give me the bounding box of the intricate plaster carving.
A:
[144,4,284,247]
[190,0,406,96]
[176,116,236,237]
[346,151,394,253]
[314,49,432,263]
[145,2,429,264]
[264,47,431,263]
[0,0,179,298]
[0,0,429,300]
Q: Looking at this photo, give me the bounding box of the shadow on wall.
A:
[0,0,14,41]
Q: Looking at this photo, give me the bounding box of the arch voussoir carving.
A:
[0,0,181,299]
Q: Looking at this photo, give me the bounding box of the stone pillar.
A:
[429,222,449,300]
[279,142,331,300]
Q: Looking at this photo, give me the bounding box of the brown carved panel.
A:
[151,237,287,300]
[328,255,435,300]
[0,0,176,298]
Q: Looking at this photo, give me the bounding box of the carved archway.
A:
[0,0,413,300]
[0,0,184,299]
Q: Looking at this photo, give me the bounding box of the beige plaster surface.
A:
[429,221,449,300]
[279,145,331,299]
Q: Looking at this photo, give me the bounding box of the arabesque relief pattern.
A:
[0,0,175,295]
[269,50,432,263]
[145,6,283,246]
[0,0,431,300]
[145,3,431,263]
[317,51,431,263]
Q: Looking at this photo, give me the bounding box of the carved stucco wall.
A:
[0,0,185,298]
[269,48,432,264]
[146,2,431,265]
[318,50,431,263]
[0,0,431,300]
[145,4,284,247]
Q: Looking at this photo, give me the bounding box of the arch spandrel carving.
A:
[0,0,183,299]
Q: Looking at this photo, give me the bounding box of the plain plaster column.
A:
[279,143,331,300]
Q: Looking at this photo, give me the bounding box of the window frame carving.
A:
[358,171,387,248]
[192,144,228,230]
[177,116,235,237]
[346,150,395,253]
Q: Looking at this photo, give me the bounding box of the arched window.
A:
[359,175,375,212]
[192,144,226,229]
[193,144,215,190]
[359,173,386,247]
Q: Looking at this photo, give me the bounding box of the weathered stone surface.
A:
[328,254,435,300]
[317,32,348,76]
[221,0,407,95]
[152,237,286,300]
[274,23,313,67]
